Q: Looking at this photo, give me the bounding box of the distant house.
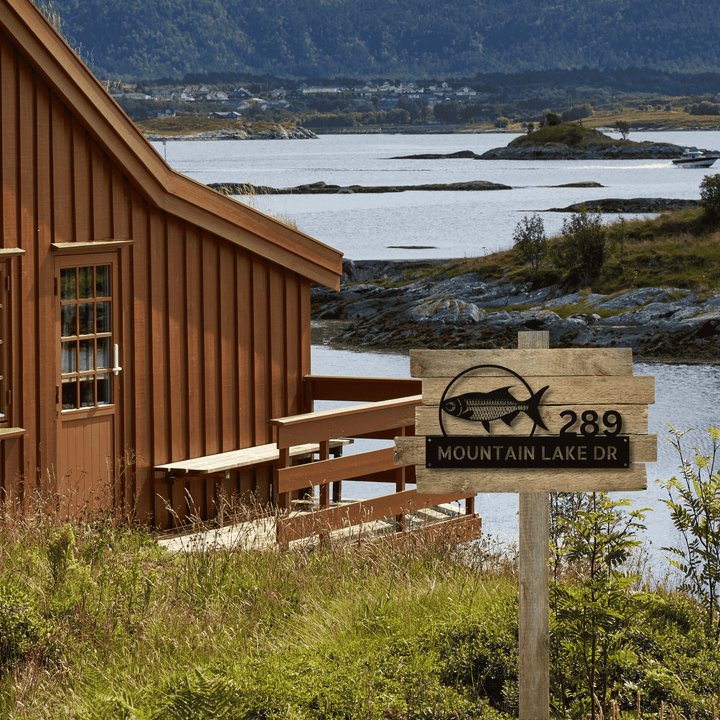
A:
[353,85,378,98]
[230,87,253,100]
[299,85,343,95]
[206,91,229,102]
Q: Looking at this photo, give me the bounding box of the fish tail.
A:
[524,385,549,430]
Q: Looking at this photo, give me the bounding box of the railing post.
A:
[318,439,330,508]
[276,446,291,511]
[395,426,407,531]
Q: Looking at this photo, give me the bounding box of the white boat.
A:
[672,148,720,168]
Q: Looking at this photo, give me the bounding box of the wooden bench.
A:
[154,440,351,526]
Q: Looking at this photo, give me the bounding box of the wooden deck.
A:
[157,498,482,553]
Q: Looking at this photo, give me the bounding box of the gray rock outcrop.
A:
[479,142,692,160]
[312,260,720,362]
[144,125,317,141]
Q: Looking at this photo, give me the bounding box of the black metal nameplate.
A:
[425,436,630,469]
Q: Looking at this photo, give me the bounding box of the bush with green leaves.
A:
[699,173,720,224]
[553,204,607,288]
[546,112,561,126]
[658,425,720,640]
[551,492,650,720]
[0,583,53,667]
[512,213,548,274]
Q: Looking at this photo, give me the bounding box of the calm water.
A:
[160,132,720,566]
[157,130,720,260]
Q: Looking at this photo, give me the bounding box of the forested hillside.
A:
[39,0,720,80]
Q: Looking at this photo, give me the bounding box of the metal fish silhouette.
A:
[441,386,549,433]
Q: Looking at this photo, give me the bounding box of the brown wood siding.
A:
[0,29,315,523]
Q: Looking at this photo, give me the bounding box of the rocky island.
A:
[393,122,702,161]
[312,259,720,363]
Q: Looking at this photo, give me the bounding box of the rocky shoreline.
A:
[210,179,698,214]
[143,125,318,141]
[547,198,700,213]
[209,179,513,194]
[478,141,692,160]
[311,260,720,364]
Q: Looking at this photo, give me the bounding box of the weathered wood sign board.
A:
[395,347,656,493]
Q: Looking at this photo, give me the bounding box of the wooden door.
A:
[56,253,119,515]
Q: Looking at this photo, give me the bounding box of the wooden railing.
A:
[268,375,478,545]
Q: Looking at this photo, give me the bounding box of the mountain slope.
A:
[41,0,720,80]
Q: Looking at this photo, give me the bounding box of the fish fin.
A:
[524,385,550,430]
[488,386,514,399]
[482,420,491,433]
[502,410,520,426]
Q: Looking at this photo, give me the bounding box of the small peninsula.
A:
[311,203,720,364]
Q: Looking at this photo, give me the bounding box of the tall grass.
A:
[216,181,300,231]
[1,491,719,719]
[0,495,515,719]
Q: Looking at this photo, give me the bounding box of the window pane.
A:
[96,266,110,298]
[78,303,94,334]
[96,301,111,334]
[79,339,94,371]
[62,341,77,373]
[97,337,110,369]
[97,374,111,405]
[78,267,93,299]
[79,376,94,408]
[60,268,76,301]
[61,305,77,338]
[62,378,77,410]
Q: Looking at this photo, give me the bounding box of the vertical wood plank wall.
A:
[0,31,312,524]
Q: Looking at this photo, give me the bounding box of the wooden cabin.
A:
[0,0,479,540]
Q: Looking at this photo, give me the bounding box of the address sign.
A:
[394,347,656,493]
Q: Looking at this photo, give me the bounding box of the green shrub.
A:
[553,205,607,288]
[551,493,649,719]
[512,213,548,274]
[700,173,720,224]
[689,101,720,116]
[0,583,52,666]
[47,524,76,585]
[436,601,519,714]
[546,112,561,126]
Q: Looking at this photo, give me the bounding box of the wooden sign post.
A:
[394,333,656,720]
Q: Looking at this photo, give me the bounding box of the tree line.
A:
[42,0,720,81]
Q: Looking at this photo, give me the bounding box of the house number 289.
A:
[559,410,623,436]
